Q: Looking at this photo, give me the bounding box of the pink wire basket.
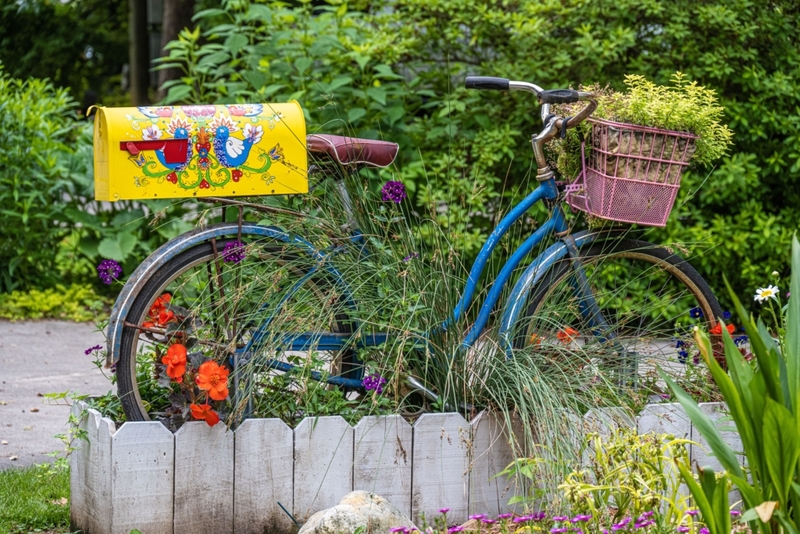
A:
[565,118,698,227]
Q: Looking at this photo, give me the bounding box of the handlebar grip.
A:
[465,76,510,91]
[538,89,581,104]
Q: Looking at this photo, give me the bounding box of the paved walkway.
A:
[0,320,110,469]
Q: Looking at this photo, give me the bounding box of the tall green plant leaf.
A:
[677,462,718,534]
[763,398,800,505]
[788,236,800,430]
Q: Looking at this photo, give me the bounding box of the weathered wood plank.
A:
[411,413,470,525]
[234,418,295,534]
[82,410,115,534]
[69,402,89,532]
[174,422,234,534]
[111,422,175,534]
[293,416,354,523]
[469,411,522,516]
[583,407,635,436]
[354,415,413,518]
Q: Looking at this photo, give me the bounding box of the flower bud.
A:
[772,271,780,277]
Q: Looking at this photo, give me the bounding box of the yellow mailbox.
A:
[93,102,308,201]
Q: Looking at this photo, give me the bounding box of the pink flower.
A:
[182,105,216,117]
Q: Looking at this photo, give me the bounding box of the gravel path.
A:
[0,321,110,470]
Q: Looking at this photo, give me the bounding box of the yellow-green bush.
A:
[0,284,110,322]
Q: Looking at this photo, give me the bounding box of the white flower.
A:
[142,125,162,141]
[754,285,780,303]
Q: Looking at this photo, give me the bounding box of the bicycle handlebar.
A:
[464,76,593,104]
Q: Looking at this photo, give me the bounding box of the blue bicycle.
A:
[107,76,723,422]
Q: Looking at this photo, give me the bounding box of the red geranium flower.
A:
[161,343,187,380]
[143,293,175,328]
[557,327,579,344]
[190,403,220,427]
[710,323,736,335]
[196,360,230,401]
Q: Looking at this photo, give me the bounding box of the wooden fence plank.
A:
[583,407,635,436]
[354,415,413,518]
[411,413,470,525]
[81,410,115,534]
[174,422,234,534]
[111,422,175,534]
[293,416,354,523]
[638,403,692,501]
[234,418,294,534]
[469,411,522,516]
[69,402,89,532]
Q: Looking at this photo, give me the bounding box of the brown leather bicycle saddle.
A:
[307,134,399,168]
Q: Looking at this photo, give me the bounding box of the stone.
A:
[298,491,416,534]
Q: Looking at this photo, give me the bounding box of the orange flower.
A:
[557,327,579,344]
[710,323,736,336]
[161,343,187,380]
[196,360,230,401]
[190,403,220,427]
[528,333,542,346]
[143,293,175,328]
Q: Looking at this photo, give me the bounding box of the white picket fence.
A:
[69,402,740,534]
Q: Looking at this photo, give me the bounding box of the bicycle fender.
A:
[497,228,626,356]
[105,222,353,367]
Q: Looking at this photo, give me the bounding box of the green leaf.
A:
[117,232,136,260]
[164,85,192,104]
[97,238,123,262]
[763,398,800,504]
[326,76,353,93]
[787,236,800,432]
[192,8,226,21]
[367,87,387,106]
[242,70,266,90]
[295,57,312,74]
[347,107,367,123]
[224,33,248,55]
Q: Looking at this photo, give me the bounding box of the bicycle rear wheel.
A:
[116,233,356,426]
[514,238,723,380]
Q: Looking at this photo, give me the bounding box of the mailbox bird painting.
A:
[93,103,308,201]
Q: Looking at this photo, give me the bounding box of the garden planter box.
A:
[93,102,308,201]
[69,402,739,534]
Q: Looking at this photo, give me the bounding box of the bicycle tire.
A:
[513,238,723,374]
[117,234,356,425]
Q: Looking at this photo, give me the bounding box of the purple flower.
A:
[572,514,592,523]
[362,372,387,394]
[84,344,103,356]
[481,519,496,524]
[675,339,686,348]
[497,513,513,520]
[552,516,569,522]
[612,518,631,530]
[222,240,246,264]
[730,510,741,517]
[722,310,732,320]
[390,528,408,533]
[403,252,419,262]
[447,527,464,533]
[634,520,655,529]
[438,508,450,515]
[513,517,530,524]
[686,510,699,517]
[469,514,487,521]
[734,335,748,346]
[689,306,704,318]
[699,528,710,534]
[550,529,569,534]
[638,512,654,520]
[533,512,547,521]
[678,349,689,363]
[381,180,407,203]
[676,527,690,533]
[97,259,122,285]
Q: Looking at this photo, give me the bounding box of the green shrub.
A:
[0,66,78,293]
[0,283,110,322]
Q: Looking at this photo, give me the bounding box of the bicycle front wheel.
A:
[514,238,723,378]
[116,233,356,426]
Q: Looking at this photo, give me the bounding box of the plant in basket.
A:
[550,73,733,227]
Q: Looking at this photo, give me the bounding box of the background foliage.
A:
[1,0,799,312]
